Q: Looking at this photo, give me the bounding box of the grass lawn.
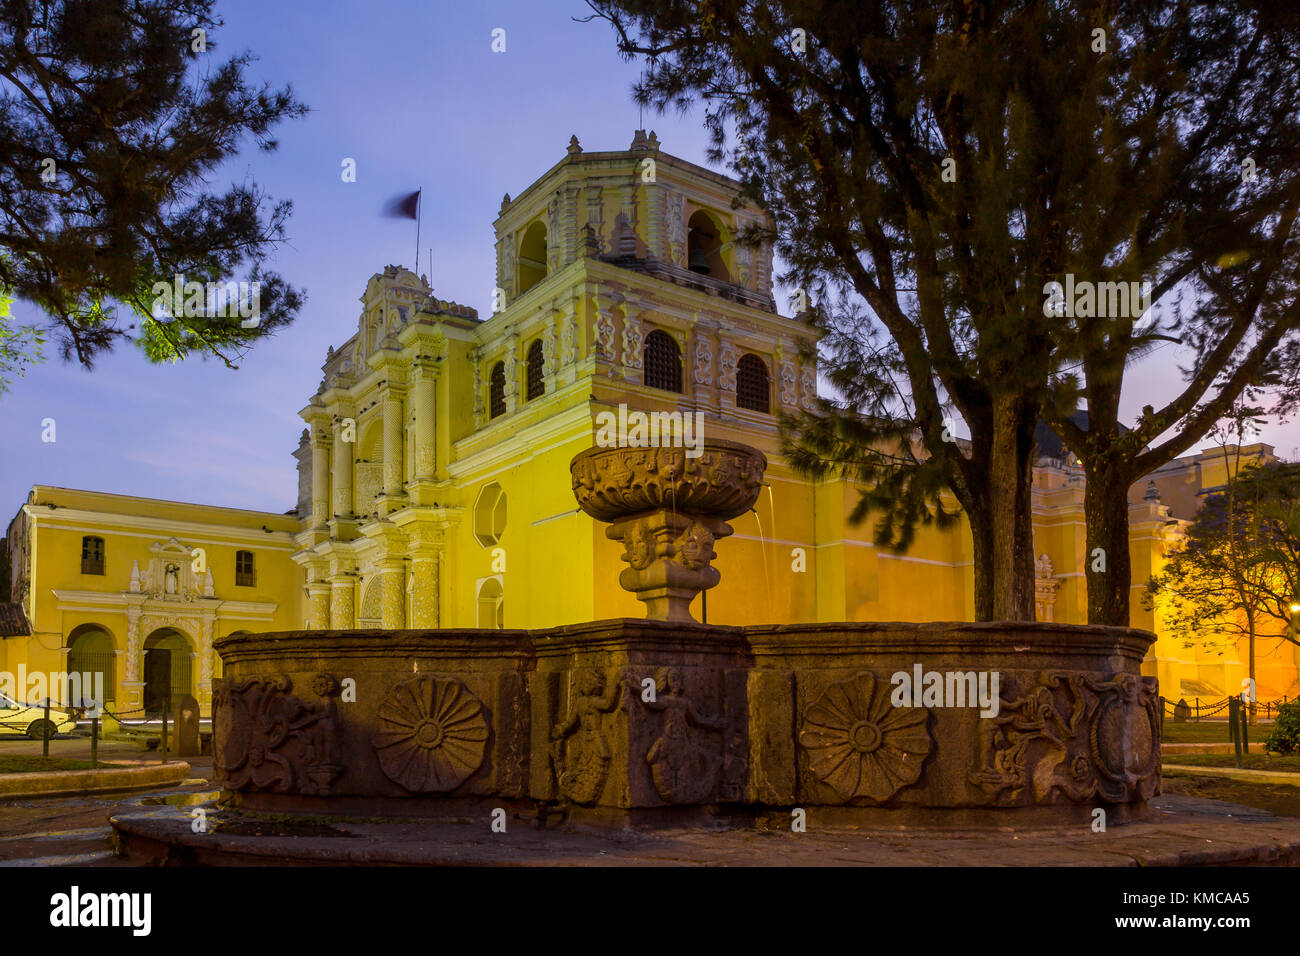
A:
[0,756,103,774]
[1164,753,1300,772]
[1160,720,1271,744]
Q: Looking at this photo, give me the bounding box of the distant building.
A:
[3,132,1294,718]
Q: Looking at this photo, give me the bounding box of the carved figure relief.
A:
[642,667,725,804]
[372,675,489,793]
[139,538,203,601]
[693,336,713,386]
[547,195,562,272]
[673,522,714,571]
[779,360,798,406]
[970,672,1160,806]
[542,324,557,376]
[800,365,818,411]
[621,312,644,371]
[560,310,577,366]
[594,309,616,364]
[471,352,485,428]
[800,672,932,803]
[213,674,343,796]
[718,341,738,392]
[551,668,623,805]
[666,192,686,266]
[500,232,515,298]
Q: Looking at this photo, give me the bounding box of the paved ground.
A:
[0,735,212,865]
[109,790,1300,866]
[4,735,1300,866]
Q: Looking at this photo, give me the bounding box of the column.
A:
[382,385,406,497]
[380,558,406,629]
[310,428,330,529]
[197,614,216,713]
[330,569,356,630]
[121,605,144,715]
[413,365,436,481]
[436,369,451,481]
[409,528,441,628]
[332,412,354,519]
[308,580,332,630]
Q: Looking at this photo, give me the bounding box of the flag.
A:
[383,189,420,219]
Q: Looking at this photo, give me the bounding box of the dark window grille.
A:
[81,536,104,575]
[236,550,256,587]
[67,641,116,703]
[736,354,770,413]
[644,330,683,393]
[526,340,545,401]
[489,362,506,418]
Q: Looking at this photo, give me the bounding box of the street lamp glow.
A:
[1290,604,1300,614]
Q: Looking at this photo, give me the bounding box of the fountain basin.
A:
[211,620,1158,826]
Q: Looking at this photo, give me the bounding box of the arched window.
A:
[687,210,730,281]
[644,330,683,393]
[235,550,255,587]
[489,362,506,418]
[81,536,104,575]
[477,578,503,629]
[736,353,770,413]
[67,625,115,704]
[526,339,545,401]
[517,221,548,295]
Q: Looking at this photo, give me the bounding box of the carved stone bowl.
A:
[570,440,767,524]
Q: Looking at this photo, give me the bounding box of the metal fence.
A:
[1161,695,1293,721]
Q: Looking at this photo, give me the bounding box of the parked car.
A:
[0,694,80,739]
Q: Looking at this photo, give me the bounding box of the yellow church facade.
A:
[3,132,1296,720]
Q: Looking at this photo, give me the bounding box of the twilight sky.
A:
[2,0,1296,518]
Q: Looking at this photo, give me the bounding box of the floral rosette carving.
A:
[372,676,489,792]
[800,673,932,803]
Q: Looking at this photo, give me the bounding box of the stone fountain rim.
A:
[215,619,1155,657]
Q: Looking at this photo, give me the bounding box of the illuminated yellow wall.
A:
[2,488,301,719]
[7,135,1295,722]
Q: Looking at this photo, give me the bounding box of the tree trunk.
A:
[1084,465,1133,626]
[1246,606,1257,724]
[983,394,1038,621]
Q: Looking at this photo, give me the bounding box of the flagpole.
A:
[414,187,422,274]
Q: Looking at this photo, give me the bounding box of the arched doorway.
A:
[66,624,116,706]
[143,628,194,715]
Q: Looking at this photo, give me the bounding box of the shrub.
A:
[1265,700,1300,755]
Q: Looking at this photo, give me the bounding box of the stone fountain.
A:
[570,439,767,622]
[111,437,1159,862]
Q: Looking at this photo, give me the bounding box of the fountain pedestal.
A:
[570,441,765,623]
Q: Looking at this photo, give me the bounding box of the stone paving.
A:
[106,789,1300,867]
[5,735,1300,866]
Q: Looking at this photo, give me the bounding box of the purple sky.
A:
[2,0,1295,518]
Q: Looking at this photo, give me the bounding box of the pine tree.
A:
[0,0,307,383]
[585,0,1300,622]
